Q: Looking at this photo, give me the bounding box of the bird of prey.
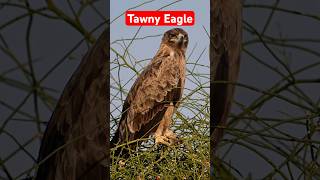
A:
[111,28,188,156]
[210,0,242,153]
[35,31,108,180]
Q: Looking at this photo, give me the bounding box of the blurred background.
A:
[221,0,320,178]
[0,1,107,179]
[0,0,320,179]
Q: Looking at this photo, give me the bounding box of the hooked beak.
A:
[177,33,185,46]
[177,33,184,43]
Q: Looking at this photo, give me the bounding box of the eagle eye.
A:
[169,34,175,38]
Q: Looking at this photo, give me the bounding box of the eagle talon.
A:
[155,129,181,146]
[164,129,179,145]
[155,135,171,146]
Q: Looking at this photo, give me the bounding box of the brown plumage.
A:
[210,0,242,153]
[35,31,108,180]
[111,28,188,156]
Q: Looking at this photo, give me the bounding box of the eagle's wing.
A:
[125,51,182,133]
[211,0,242,152]
[36,31,108,180]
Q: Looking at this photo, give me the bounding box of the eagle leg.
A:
[154,102,178,146]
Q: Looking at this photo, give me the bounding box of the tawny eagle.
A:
[111,28,188,156]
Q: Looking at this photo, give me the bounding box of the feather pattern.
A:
[127,45,185,133]
[111,28,188,156]
[36,31,108,180]
[210,0,242,152]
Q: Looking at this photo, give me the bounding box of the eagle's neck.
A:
[159,43,186,58]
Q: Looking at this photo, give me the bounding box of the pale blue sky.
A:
[110,0,210,74]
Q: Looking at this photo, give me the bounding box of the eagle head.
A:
[162,28,189,51]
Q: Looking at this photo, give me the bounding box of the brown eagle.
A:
[111,28,188,156]
[35,31,108,180]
